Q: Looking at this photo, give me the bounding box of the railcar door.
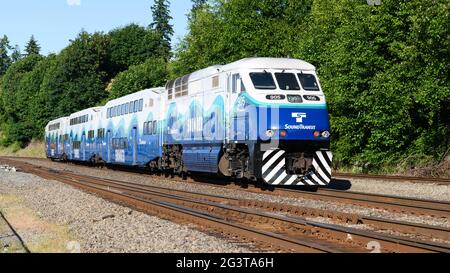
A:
[227,73,246,142]
[132,127,137,165]
[55,135,59,158]
[81,132,86,161]
[46,136,51,157]
[107,130,111,162]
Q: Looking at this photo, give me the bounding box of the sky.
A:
[0,0,193,55]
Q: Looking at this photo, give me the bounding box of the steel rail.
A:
[7,160,449,253]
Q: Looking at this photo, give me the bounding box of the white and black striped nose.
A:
[261,149,333,186]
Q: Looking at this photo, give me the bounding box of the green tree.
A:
[192,0,207,11]
[296,0,450,170]
[0,35,12,75]
[108,58,168,100]
[172,0,311,76]
[41,31,111,118]
[11,45,22,63]
[108,24,160,76]
[0,55,43,145]
[25,35,41,56]
[150,0,174,60]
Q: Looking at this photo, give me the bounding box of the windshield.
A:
[250,72,276,90]
[275,73,300,90]
[298,74,320,91]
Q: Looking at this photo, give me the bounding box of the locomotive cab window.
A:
[275,73,300,90]
[232,74,246,93]
[298,73,320,91]
[250,72,276,90]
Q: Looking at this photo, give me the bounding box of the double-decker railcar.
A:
[45,58,332,187]
[45,117,69,159]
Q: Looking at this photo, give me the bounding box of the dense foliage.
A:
[173,0,450,171]
[0,24,168,146]
[0,0,448,172]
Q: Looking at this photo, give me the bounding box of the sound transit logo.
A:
[292,113,307,124]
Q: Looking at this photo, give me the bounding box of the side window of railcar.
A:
[297,74,320,91]
[250,72,276,90]
[181,75,189,97]
[231,74,247,93]
[134,100,138,112]
[167,80,174,100]
[143,122,148,135]
[275,73,300,91]
[139,99,143,112]
[152,121,157,135]
[73,141,81,149]
[232,74,239,93]
[125,103,129,115]
[129,101,134,113]
[174,78,182,98]
[149,122,153,135]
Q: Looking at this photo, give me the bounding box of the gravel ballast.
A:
[9,158,450,229]
[0,171,253,253]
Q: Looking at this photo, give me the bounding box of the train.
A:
[45,58,333,187]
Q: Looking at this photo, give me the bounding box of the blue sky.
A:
[0,0,193,55]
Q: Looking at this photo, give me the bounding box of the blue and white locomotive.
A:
[45,58,333,186]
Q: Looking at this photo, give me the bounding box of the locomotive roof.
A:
[105,87,165,106]
[69,107,103,118]
[45,116,68,128]
[186,58,316,82]
[222,57,316,71]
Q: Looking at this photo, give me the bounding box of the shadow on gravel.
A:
[327,179,352,190]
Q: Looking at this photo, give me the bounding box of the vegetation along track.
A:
[1,158,449,253]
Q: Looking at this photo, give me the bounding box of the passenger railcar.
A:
[45,58,333,187]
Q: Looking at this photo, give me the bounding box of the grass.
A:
[0,140,45,158]
[0,194,75,253]
[334,155,450,178]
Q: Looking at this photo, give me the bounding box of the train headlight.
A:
[280,130,287,138]
[321,131,331,138]
[265,130,275,138]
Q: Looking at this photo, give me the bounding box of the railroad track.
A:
[2,157,450,219]
[6,157,450,185]
[334,172,450,185]
[1,158,449,252]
